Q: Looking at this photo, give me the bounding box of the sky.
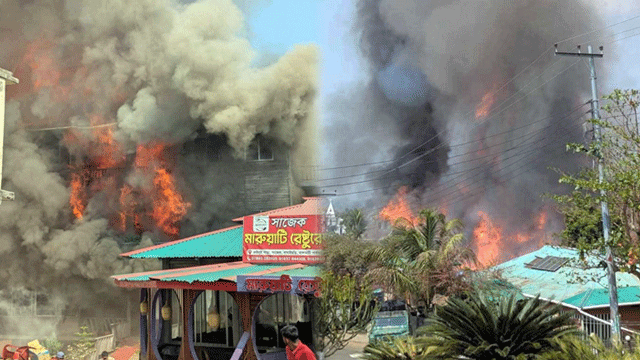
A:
[242,0,364,91]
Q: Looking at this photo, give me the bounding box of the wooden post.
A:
[179,290,195,360]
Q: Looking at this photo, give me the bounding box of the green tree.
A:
[341,208,367,240]
[415,292,578,360]
[313,271,378,358]
[552,89,640,278]
[322,233,374,277]
[65,326,95,360]
[366,209,475,308]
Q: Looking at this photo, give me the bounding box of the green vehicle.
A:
[368,309,411,342]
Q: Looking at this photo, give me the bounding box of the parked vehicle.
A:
[368,309,411,342]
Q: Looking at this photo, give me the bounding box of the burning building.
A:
[324,0,629,266]
[0,0,317,342]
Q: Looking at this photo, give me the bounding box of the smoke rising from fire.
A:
[0,0,317,334]
[325,0,634,264]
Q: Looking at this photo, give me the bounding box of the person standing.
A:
[280,325,316,360]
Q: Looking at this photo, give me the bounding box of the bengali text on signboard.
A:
[243,214,324,264]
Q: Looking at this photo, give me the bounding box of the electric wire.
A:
[315,59,583,184]
[318,13,640,175]
[318,103,590,188]
[332,109,587,198]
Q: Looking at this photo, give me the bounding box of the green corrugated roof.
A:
[491,245,640,305]
[563,286,640,309]
[159,264,281,283]
[113,262,321,286]
[122,226,243,259]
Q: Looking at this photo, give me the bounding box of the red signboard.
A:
[243,214,324,264]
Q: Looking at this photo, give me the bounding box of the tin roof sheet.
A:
[112,261,322,287]
[491,245,640,304]
[120,225,243,259]
[232,197,324,221]
[563,286,640,309]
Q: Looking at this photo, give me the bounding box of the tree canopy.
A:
[366,208,476,309]
[552,89,640,278]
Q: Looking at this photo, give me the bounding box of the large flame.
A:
[379,186,419,225]
[69,172,86,220]
[152,169,190,237]
[134,143,191,237]
[472,211,503,267]
[65,132,191,238]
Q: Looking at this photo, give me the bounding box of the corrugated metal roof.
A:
[563,286,640,309]
[112,261,321,287]
[232,197,325,221]
[120,225,243,259]
[491,245,640,304]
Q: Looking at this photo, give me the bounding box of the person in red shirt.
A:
[281,325,316,360]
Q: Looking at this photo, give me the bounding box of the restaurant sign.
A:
[243,214,324,264]
[236,275,322,297]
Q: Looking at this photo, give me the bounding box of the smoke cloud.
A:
[325,0,630,261]
[0,0,317,337]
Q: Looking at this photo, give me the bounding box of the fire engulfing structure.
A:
[324,0,631,266]
[0,0,317,337]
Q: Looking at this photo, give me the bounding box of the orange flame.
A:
[472,211,503,267]
[475,90,497,120]
[379,186,418,226]
[22,37,72,102]
[537,210,548,230]
[70,172,86,219]
[93,127,125,169]
[152,169,191,237]
[135,142,167,169]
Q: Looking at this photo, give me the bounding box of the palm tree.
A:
[342,208,367,240]
[366,209,475,307]
[363,336,435,360]
[541,333,640,360]
[416,292,579,360]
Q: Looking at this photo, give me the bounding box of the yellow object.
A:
[207,310,220,331]
[161,303,172,320]
[27,340,51,360]
[140,301,148,315]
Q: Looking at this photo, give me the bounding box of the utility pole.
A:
[0,67,18,205]
[555,44,620,339]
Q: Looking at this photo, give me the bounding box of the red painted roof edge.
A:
[119,225,242,258]
[232,198,323,221]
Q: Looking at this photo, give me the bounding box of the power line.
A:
[319,58,581,181]
[320,13,640,175]
[556,12,640,45]
[318,104,590,188]
[25,123,118,131]
[418,114,585,205]
[332,108,587,198]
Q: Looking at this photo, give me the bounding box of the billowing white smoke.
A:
[0,0,318,334]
